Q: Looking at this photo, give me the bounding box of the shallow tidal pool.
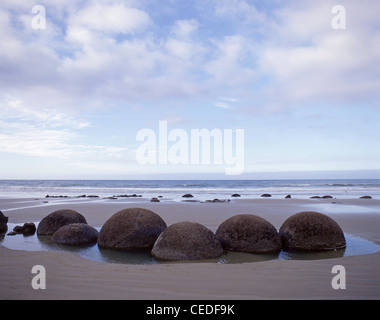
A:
[1,223,380,265]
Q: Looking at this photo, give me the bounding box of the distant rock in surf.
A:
[260,194,272,198]
[360,195,372,199]
[205,199,230,203]
[285,194,292,199]
[231,194,241,197]
[13,222,36,235]
[182,194,194,198]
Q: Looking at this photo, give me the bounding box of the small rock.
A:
[182,194,194,198]
[231,194,241,197]
[285,194,292,199]
[150,197,160,202]
[205,199,230,203]
[13,222,36,235]
[322,195,333,199]
[261,194,272,198]
[360,196,372,199]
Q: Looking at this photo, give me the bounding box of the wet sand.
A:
[1,197,380,299]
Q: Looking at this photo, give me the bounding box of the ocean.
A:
[0,179,379,201]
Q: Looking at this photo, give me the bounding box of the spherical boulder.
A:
[37,209,87,235]
[152,221,223,261]
[279,211,346,251]
[52,223,99,246]
[216,214,282,253]
[98,208,167,250]
[0,211,8,234]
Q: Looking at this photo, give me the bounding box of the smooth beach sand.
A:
[1,197,380,300]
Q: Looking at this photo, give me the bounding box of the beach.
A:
[1,195,380,300]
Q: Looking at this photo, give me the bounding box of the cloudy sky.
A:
[1,0,379,179]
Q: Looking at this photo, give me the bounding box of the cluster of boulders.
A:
[98,208,346,261]
[37,209,99,246]
[1,210,37,236]
[11,207,346,261]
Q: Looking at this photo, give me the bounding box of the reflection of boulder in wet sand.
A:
[261,194,272,198]
[152,221,223,261]
[37,209,87,235]
[52,223,98,246]
[98,208,167,250]
[0,211,8,234]
[216,214,282,253]
[279,211,346,251]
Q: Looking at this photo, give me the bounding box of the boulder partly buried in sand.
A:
[216,214,282,253]
[98,208,167,250]
[152,221,223,261]
[52,223,99,246]
[0,211,8,234]
[279,211,346,251]
[37,209,87,235]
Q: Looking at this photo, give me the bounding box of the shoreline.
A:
[1,197,380,299]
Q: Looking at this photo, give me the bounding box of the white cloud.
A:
[0,97,132,162]
[172,19,199,39]
[257,0,380,107]
[68,2,151,35]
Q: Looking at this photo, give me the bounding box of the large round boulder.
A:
[0,211,8,234]
[152,221,223,261]
[52,223,99,246]
[279,211,346,251]
[37,209,87,235]
[216,214,282,253]
[98,208,167,250]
